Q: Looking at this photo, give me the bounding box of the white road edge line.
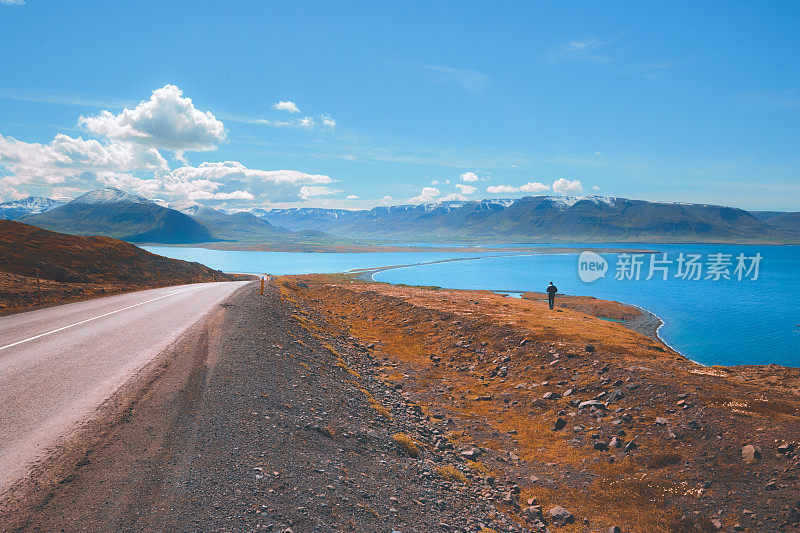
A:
[0,285,206,352]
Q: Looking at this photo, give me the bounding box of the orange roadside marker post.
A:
[260,277,265,295]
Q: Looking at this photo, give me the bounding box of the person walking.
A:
[546,282,558,310]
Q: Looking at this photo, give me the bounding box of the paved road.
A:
[0,281,251,494]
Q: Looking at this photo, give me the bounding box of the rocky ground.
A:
[2,276,799,532]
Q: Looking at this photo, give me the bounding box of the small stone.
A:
[543,391,559,400]
[655,417,668,426]
[594,441,609,451]
[765,480,778,491]
[777,443,795,454]
[624,441,638,452]
[524,505,543,519]
[461,448,482,458]
[609,527,622,533]
[554,417,567,431]
[548,506,575,526]
[579,400,607,410]
[609,437,621,448]
[742,444,761,463]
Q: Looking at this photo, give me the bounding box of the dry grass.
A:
[646,452,683,470]
[437,465,466,483]
[392,433,420,458]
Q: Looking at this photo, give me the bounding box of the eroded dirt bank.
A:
[3,277,799,532]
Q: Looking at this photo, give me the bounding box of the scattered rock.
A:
[777,442,795,455]
[461,447,481,458]
[548,506,574,526]
[742,444,761,463]
[655,417,668,426]
[554,417,567,431]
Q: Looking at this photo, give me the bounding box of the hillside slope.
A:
[0,220,245,314]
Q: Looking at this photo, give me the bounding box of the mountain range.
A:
[7,188,341,245]
[253,196,800,243]
[2,190,799,244]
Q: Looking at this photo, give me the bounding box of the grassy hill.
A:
[0,220,249,314]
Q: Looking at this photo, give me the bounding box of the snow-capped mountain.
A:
[0,196,71,220]
[70,187,153,205]
[250,195,780,242]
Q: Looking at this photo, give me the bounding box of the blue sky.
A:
[1,1,798,211]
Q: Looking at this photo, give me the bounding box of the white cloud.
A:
[422,65,489,91]
[552,178,584,194]
[299,116,315,129]
[79,84,225,152]
[430,180,440,185]
[320,114,336,128]
[273,100,300,113]
[188,189,256,201]
[549,37,616,65]
[460,171,479,182]
[346,194,359,200]
[455,183,477,195]
[486,185,519,194]
[299,186,335,200]
[439,193,467,202]
[379,195,393,205]
[520,181,550,194]
[409,186,440,204]
[1,0,25,5]
[167,161,333,205]
[0,133,168,195]
[0,85,342,207]
[593,185,601,191]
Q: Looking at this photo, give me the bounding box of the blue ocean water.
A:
[144,245,800,367]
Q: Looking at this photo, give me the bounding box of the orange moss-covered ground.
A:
[276,273,800,532]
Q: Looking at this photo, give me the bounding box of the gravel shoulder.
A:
[1,282,508,532]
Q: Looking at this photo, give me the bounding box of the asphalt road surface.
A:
[0,281,251,495]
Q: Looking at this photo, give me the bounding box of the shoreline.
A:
[350,256,679,356]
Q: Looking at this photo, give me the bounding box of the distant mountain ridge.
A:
[0,196,70,220]
[17,188,343,245]
[8,189,800,243]
[252,196,799,243]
